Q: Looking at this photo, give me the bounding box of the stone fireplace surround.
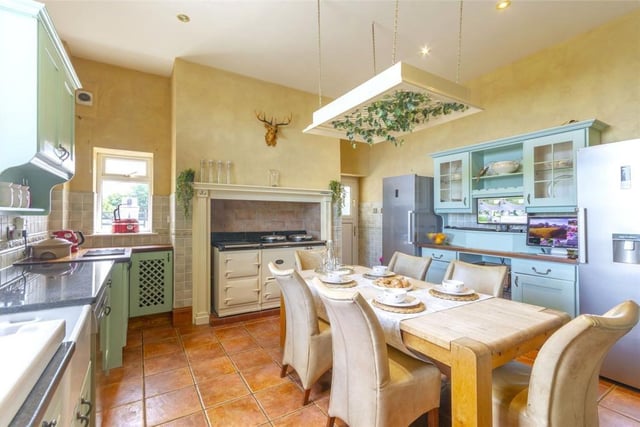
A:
[191,183,332,324]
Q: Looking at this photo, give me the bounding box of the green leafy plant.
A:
[331,90,469,146]
[329,180,345,216]
[176,168,196,217]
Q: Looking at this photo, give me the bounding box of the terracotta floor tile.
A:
[123,345,143,366]
[97,360,143,386]
[254,382,305,419]
[219,334,260,354]
[96,400,144,426]
[144,337,182,359]
[181,329,218,348]
[229,348,275,371]
[241,362,291,392]
[197,372,251,408]
[253,330,281,348]
[190,356,236,383]
[244,320,278,338]
[271,404,329,427]
[145,351,189,377]
[145,386,202,426]
[176,323,214,336]
[600,385,640,421]
[599,406,640,426]
[184,341,226,361]
[143,326,179,344]
[156,410,209,427]
[145,367,194,397]
[96,376,143,412]
[213,325,250,341]
[206,395,268,427]
[127,329,143,347]
[263,345,285,365]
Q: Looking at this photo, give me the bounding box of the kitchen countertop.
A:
[0,260,114,314]
[418,243,578,265]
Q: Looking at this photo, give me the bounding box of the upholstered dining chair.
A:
[387,251,432,281]
[317,288,441,427]
[268,262,332,405]
[294,248,326,271]
[443,259,508,297]
[492,300,639,427]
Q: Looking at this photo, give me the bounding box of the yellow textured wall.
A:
[172,59,340,189]
[70,58,172,194]
[340,139,370,176]
[359,9,640,202]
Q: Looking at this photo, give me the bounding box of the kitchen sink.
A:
[82,248,126,257]
[0,318,65,426]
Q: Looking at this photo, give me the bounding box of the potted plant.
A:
[329,180,345,216]
[176,168,195,217]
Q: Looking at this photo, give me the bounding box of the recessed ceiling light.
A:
[177,13,190,23]
[496,0,511,10]
[420,45,431,57]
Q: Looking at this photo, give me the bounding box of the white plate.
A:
[366,270,395,278]
[433,285,475,296]
[321,276,354,285]
[374,294,421,308]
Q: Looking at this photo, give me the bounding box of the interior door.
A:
[341,176,359,265]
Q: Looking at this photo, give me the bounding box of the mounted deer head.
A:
[256,112,292,146]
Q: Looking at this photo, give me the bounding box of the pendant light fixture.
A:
[303,0,482,146]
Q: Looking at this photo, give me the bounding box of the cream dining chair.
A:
[387,251,432,281]
[492,300,639,427]
[294,248,326,271]
[443,259,508,297]
[318,288,441,427]
[268,262,332,405]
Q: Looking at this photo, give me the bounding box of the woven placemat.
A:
[429,288,479,301]
[321,280,357,288]
[372,299,425,314]
[363,273,396,280]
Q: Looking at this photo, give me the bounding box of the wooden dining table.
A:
[280,267,571,427]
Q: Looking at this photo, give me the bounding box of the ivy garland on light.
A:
[331,90,469,147]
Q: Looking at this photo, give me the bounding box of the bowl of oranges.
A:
[427,232,448,245]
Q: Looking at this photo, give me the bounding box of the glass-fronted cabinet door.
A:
[523,129,583,208]
[433,152,471,212]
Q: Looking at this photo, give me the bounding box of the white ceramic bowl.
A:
[490,160,520,174]
[442,279,465,292]
[382,288,407,304]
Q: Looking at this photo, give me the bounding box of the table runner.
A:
[301,267,492,360]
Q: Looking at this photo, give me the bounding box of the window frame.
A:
[94,148,154,234]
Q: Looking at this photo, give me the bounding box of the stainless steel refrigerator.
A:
[382,175,442,264]
[577,139,640,389]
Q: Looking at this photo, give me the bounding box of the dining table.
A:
[280,265,571,427]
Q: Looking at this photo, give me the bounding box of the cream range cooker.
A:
[211,231,325,317]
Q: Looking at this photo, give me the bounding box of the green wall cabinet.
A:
[130,250,174,317]
[433,152,471,212]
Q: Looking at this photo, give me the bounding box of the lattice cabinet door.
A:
[130,250,173,317]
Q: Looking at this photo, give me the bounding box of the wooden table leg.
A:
[450,337,493,427]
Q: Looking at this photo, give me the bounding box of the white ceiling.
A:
[43,0,640,99]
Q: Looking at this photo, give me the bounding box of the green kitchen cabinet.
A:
[422,247,457,284]
[100,261,130,371]
[130,250,174,317]
[433,152,471,213]
[511,258,577,317]
[522,121,607,209]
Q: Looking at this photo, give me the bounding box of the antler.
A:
[274,114,292,127]
[255,111,273,125]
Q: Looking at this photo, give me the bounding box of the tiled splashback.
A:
[211,200,321,238]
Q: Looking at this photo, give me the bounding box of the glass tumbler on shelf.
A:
[217,160,224,184]
[200,160,207,182]
[226,161,232,184]
[208,160,216,183]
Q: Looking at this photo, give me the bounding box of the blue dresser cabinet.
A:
[422,247,457,284]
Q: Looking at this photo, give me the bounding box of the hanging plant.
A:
[176,168,196,217]
[329,180,345,216]
[331,90,469,147]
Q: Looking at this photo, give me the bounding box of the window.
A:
[94,148,153,233]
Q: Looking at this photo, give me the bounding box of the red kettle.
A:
[51,230,85,252]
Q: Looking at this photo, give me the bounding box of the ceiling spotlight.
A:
[496,0,511,10]
[420,45,431,57]
[177,13,190,23]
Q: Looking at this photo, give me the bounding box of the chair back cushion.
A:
[319,291,390,425]
[527,300,639,426]
[443,260,507,297]
[387,251,432,281]
[295,249,326,271]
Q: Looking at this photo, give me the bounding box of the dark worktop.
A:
[418,243,578,265]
